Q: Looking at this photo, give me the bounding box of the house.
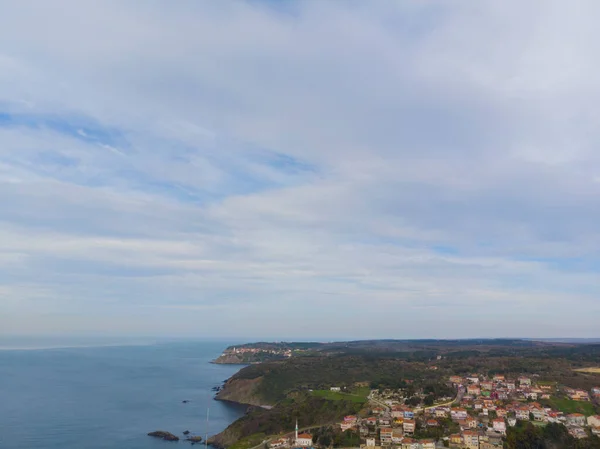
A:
[330,387,341,392]
[451,408,468,420]
[435,408,448,418]
[506,381,516,390]
[270,438,289,448]
[507,417,517,427]
[379,428,393,445]
[587,415,600,428]
[379,417,391,427]
[391,407,404,418]
[474,400,483,410]
[393,417,404,426]
[481,381,493,391]
[496,408,507,418]
[493,374,505,382]
[400,437,418,449]
[372,407,385,415]
[462,430,479,449]
[457,420,469,432]
[515,407,530,421]
[492,418,506,435]
[547,411,563,423]
[467,385,481,396]
[365,438,376,447]
[449,433,462,445]
[366,417,378,426]
[403,410,415,419]
[522,389,538,400]
[568,427,588,440]
[419,439,435,449]
[566,413,586,426]
[531,407,546,422]
[403,419,415,435]
[518,377,531,386]
[391,430,404,444]
[426,419,439,427]
[450,376,463,384]
[295,433,313,447]
[344,415,358,424]
[466,417,478,429]
[466,376,480,384]
[340,422,355,431]
[567,389,590,401]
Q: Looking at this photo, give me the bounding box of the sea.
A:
[0,338,249,449]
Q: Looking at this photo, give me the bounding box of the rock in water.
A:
[187,436,203,443]
[148,430,180,441]
[183,430,190,435]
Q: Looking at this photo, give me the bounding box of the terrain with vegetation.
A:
[208,339,600,449]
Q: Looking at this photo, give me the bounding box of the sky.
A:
[1,1,599,340]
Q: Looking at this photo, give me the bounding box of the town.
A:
[266,374,600,449]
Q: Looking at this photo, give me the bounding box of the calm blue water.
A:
[0,340,248,449]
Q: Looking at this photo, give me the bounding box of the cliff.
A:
[215,376,266,407]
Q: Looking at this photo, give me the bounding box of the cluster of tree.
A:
[504,422,600,449]
[211,394,363,448]
[311,426,360,448]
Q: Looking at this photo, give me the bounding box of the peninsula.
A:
[209,339,600,449]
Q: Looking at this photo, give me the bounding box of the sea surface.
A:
[0,339,248,449]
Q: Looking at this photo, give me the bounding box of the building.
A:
[380,428,393,445]
[296,434,312,448]
[493,374,505,382]
[449,434,462,445]
[568,427,587,440]
[426,419,439,427]
[492,418,506,435]
[403,419,415,435]
[419,439,435,449]
[481,381,493,391]
[566,413,586,426]
[435,408,448,418]
[515,407,530,421]
[391,430,404,444]
[365,438,376,447]
[400,438,418,449]
[270,438,289,448]
[518,377,531,386]
[467,385,481,396]
[587,415,600,428]
[403,410,415,419]
[462,431,479,449]
[450,376,463,384]
[451,408,468,420]
[340,422,355,432]
[330,387,341,392]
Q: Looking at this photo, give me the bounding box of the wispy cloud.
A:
[0,0,599,338]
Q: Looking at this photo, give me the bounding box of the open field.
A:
[545,398,598,416]
[311,390,368,403]
[574,367,600,373]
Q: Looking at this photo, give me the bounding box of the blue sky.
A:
[1,1,599,339]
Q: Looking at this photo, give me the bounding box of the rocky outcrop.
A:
[148,430,179,441]
[186,436,203,442]
[215,376,266,407]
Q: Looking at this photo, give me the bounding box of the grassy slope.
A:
[546,398,598,416]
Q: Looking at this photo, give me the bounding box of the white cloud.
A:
[0,0,599,338]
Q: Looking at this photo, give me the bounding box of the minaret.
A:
[295,419,298,442]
